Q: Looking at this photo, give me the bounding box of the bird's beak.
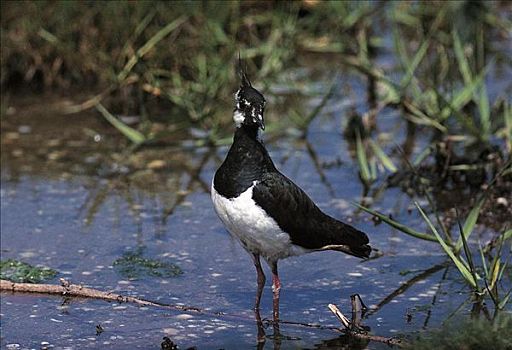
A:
[254,112,265,130]
[258,116,265,130]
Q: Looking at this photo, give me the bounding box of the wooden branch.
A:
[328,303,351,328]
[328,303,403,347]
[0,279,202,313]
[1,279,403,346]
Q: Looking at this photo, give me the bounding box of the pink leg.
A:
[251,253,266,311]
[251,254,266,343]
[271,262,281,324]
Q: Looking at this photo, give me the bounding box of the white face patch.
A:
[233,110,245,127]
[233,87,265,129]
[250,108,264,128]
[234,89,246,127]
[234,108,263,129]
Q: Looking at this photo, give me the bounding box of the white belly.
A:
[211,181,308,263]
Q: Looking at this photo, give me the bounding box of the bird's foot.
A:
[349,322,371,334]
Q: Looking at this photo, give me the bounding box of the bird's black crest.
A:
[238,53,252,88]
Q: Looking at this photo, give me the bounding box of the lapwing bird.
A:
[211,63,371,326]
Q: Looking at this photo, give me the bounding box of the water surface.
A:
[1,71,507,349]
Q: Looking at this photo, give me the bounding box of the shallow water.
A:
[1,67,510,349]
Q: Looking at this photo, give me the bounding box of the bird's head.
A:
[233,60,266,130]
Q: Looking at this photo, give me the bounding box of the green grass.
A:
[405,313,512,350]
[2,1,510,149]
[358,191,511,313]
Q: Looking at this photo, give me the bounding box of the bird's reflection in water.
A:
[254,309,283,350]
[313,334,369,350]
[255,308,266,346]
[253,308,370,350]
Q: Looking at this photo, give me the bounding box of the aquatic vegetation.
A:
[113,249,183,280]
[0,259,58,283]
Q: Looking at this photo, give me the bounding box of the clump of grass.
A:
[2,2,311,139]
[2,2,510,168]
[405,313,512,350]
[342,2,511,195]
[354,130,399,189]
[358,191,511,313]
[344,4,511,293]
[355,125,511,312]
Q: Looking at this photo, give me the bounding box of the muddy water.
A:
[0,79,505,349]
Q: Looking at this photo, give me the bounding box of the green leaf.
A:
[413,145,432,166]
[400,37,430,89]
[504,100,512,151]
[479,243,489,278]
[37,28,59,44]
[489,257,501,290]
[370,157,378,180]
[356,131,372,183]
[455,199,484,253]
[392,5,420,27]
[380,80,401,105]
[403,101,447,132]
[448,164,481,171]
[503,229,512,241]
[498,288,512,310]
[489,234,508,290]
[440,67,488,120]
[496,258,508,288]
[457,212,480,292]
[392,22,410,75]
[415,202,477,288]
[453,30,472,85]
[96,104,146,145]
[478,84,491,139]
[369,139,398,173]
[118,16,187,82]
[355,203,438,242]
